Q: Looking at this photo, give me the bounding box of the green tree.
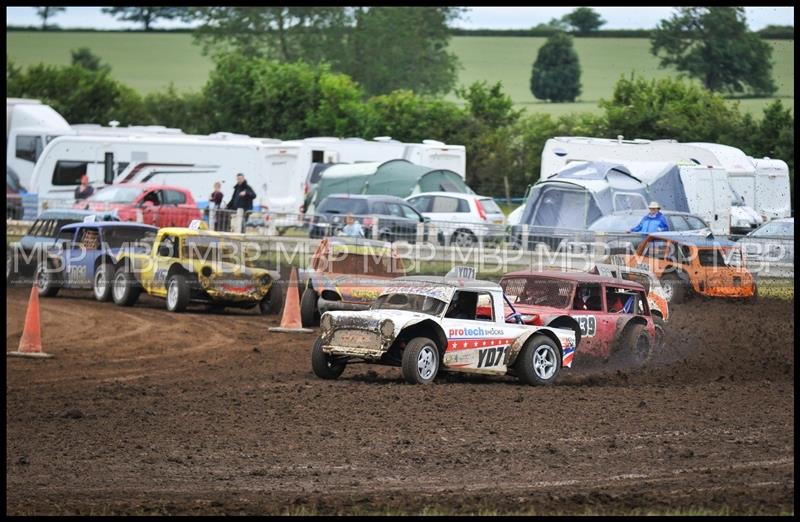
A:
[530,32,582,102]
[186,6,463,96]
[70,47,110,73]
[348,7,462,96]
[102,7,181,31]
[562,7,605,34]
[35,7,65,29]
[6,63,148,125]
[532,17,568,32]
[650,7,777,95]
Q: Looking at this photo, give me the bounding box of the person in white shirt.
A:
[340,213,364,237]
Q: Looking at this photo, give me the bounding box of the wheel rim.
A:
[533,344,557,380]
[94,267,106,298]
[35,265,48,290]
[113,272,126,301]
[455,232,473,247]
[167,279,178,309]
[417,345,437,380]
[661,280,673,301]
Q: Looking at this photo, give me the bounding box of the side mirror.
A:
[422,215,430,223]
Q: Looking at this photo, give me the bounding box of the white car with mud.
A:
[311,275,577,385]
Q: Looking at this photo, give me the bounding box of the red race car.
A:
[75,183,201,228]
[487,271,663,366]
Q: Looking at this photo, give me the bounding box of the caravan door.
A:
[752,159,791,219]
[262,145,302,223]
[680,167,731,236]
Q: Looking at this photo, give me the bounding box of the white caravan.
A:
[541,136,768,233]
[285,136,467,188]
[29,134,303,218]
[7,99,75,190]
[748,157,791,219]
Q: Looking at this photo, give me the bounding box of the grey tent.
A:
[519,161,654,230]
[311,159,473,208]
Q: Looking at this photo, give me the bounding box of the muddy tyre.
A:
[301,288,319,327]
[34,261,61,298]
[401,337,440,385]
[93,262,114,302]
[653,316,666,353]
[516,335,560,386]
[311,336,346,380]
[661,273,687,304]
[617,323,652,367]
[261,283,283,315]
[112,266,141,307]
[166,273,190,313]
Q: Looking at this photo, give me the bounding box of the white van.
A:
[6,99,75,190]
[28,134,303,219]
[748,157,791,219]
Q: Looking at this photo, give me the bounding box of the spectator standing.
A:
[74,175,94,200]
[209,181,226,231]
[227,173,257,213]
[628,201,669,233]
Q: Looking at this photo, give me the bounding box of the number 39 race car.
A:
[310,270,577,386]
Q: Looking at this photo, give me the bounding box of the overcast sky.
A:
[5,6,795,31]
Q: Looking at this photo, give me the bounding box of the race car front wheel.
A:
[401,337,439,385]
[166,274,190,313]
[93,262,114,302]
[311,336,346,380]
[112,267,141,307]
[34,261,61,298]
[517,335,560,386]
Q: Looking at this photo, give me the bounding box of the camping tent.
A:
[311,159,473,208]
[519,161,656,230]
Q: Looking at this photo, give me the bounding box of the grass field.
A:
[6,31,794,117]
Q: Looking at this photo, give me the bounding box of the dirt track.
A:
[6,286,795,514]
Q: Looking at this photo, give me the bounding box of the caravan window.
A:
[613,192,647,211]
[532,188,602,230]
[52,161,89,186]
[15,135,43,163]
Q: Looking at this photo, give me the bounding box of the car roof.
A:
[647,232,739,247]
[607,209,699,218]
[60,222,158,231]
[104,183,190,192]
[396,275,501,291]
[324,193,408,203]
[502,269,645,289]
[33,209,119,220]
[408,192,488,200]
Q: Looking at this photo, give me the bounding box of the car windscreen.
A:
[317,197,369,215]
[479,198,503,214]
[102,227,157,250]
[182,235,238,264]
[751,220,794,238]
[328,252,403,276]
[372,293,447,316]
[588,214,639,232]
[501,277,573,308]
[89,186,142,203]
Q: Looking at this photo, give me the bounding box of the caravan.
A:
[541,136,780,233]
[748,157,791,219]
[28,134,303,220]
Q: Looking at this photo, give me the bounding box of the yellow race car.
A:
[111,223,280,313]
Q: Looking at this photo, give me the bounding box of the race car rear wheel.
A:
[401,337,439,385]
[616,323,652,367]
[34,261,61,298]
[112,267,141,307]
[517,335,560,386]
[166,274,190,313]
[301,288,320,327]
[311,336,346,380]
[93,262,114,302]
[260,283,283,315]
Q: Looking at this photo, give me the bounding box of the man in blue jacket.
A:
[628,201,669,233]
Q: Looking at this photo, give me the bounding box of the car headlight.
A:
[321,313,332,332]
[379,319,394,338]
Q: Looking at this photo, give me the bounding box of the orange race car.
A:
[617,232,756,304]
[299,237,406,327]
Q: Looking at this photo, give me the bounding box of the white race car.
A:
[311,274,577,385]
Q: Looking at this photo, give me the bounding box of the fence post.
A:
[231,208,244,234]
[135,208,144,223]
[416,222,425,244]
[520,224,529,252]
[372,216,380,241]
[208,207,216,231]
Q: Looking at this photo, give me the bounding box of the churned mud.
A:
[6,287,794,514]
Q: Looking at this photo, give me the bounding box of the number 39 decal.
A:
[576,315,596,337]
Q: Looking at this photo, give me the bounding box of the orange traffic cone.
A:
[269,268,314,334]
[8,285,54,359]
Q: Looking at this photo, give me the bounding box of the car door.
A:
[148,233,181,296]
[441,290,520,374]
[161,189,191,227]
[136,190,162,226]
[70,226,102,288]
[52,227,77,287]
[571,283,604,357]
[386,203,415,241]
